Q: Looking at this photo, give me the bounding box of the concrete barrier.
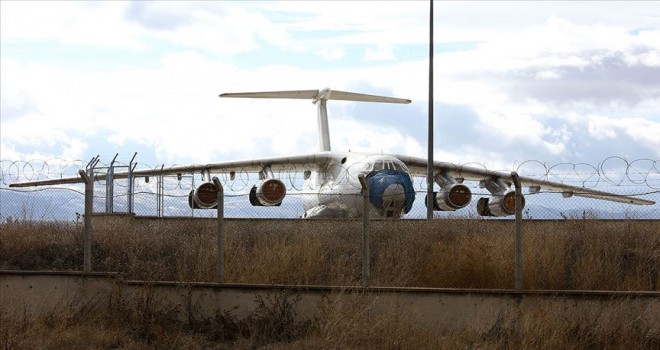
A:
[2,270,658,333]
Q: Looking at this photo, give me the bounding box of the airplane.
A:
[9,88,655,218]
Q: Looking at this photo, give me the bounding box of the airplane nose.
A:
[365,169,415,217]
[381,183,407,217]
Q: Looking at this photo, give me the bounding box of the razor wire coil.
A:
[2,157,659,189]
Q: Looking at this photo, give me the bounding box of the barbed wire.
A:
[2,157,659,192]
[514,156,660,189]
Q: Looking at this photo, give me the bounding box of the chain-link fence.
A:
[1,157,659,291]
[1,187,658,222]
[1,157,658,221]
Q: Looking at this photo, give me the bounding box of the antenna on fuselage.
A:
[219,88,411,152]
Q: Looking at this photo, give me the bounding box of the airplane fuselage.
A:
[301,152,415,218]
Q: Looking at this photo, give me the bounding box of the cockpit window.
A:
[362,159,409,173]
[393,161,409,172]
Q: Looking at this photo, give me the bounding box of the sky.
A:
[2,0,660,175]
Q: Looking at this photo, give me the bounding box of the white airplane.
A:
[9,88,655,218]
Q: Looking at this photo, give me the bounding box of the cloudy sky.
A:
[2,0,659,173]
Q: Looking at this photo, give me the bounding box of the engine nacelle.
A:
[476,191,525,217]
[425,183,472,211]
[249,178,286,206]
[188,182,219,209]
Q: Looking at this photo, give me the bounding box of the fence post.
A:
[127,152,137,214]
[105,153,118,214]
[511,171,523,290]
[79,169,93,273]
[212,177,224,284]
[358,174,370,287]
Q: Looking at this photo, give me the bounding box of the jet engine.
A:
[476,191,525,217]
[249,178,286,206]
[425,183,472,211]
[188,182,219,209]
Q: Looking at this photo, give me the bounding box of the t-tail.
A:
[219,88,411,152]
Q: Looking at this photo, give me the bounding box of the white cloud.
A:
[2,1,659,169]
[319,47,346,61]
[1,1,147,49]
[332,118,423,155]
[588,116,619,140]
[363,44,395,61]
[587,115,660,150]
[535,70,562,80]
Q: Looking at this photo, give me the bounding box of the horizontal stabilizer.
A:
[220,88,411,104]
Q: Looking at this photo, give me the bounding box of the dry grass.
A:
[1,218,658,290]
[2,286,657,349]
[1,218,659,348]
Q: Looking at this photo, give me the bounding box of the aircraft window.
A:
[363,163,372,171]
[393,162,409,172]
[373,161,383,171]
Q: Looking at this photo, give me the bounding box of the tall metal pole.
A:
[426,0,435,220]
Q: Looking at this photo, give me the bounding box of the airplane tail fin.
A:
[219,88,411,153]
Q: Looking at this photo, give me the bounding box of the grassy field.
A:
[1,218,658,290]
[1,218,659,348]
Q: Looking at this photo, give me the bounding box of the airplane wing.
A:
[8,153,334,188]
[394,154,655,206]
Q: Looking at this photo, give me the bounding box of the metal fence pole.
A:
[511,171,523,290]
[79,169,93,273]
[157,165,164,217]
[127,152,137,214]
[105,153,118,213]
[358,174,370,287]
[212,177,224,284]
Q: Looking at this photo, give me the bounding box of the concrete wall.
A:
[2,270,658,333]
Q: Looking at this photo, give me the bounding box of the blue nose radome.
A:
[365,169,415,217]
